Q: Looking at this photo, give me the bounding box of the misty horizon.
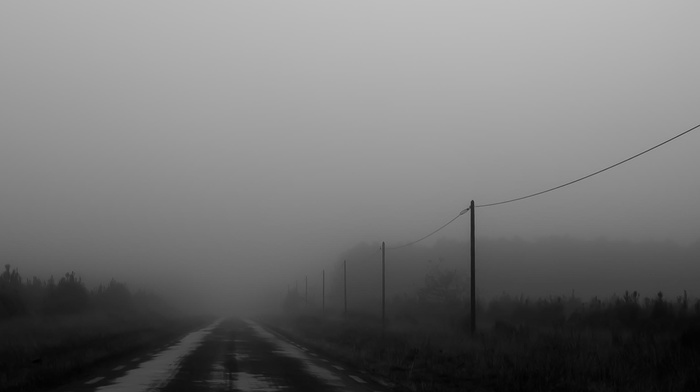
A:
[1,2,699,314]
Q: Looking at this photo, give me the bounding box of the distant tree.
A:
[651,291,671,320]
[94,279,132,310]
[417,261,465,304]
[43,272,89,315]
[0,263,172,320]
[23,275,46,315]
[132,289,166,312]
[0,264,25,318]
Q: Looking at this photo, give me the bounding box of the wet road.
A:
[54,318,390,392]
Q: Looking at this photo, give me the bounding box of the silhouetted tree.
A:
[94,279,132,310]
[0,264,25,318]
[23,276,45,315]
[417,262,465,304]
[43,272,89,315]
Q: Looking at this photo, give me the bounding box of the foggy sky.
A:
[1,2,698,313]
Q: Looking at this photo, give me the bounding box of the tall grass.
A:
[0,310,209,391]
[0,265,208,391]
[268,292,700,392]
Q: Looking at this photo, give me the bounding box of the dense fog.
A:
[1,2,699,315]
[320,237,700,313]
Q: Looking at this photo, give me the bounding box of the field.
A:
[0,266,211,391]
[266,293,700,392]
[0,311,210,392]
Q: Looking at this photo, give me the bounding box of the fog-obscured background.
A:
[1,2,698,315]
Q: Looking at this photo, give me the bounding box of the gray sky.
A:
[1,2,699,312]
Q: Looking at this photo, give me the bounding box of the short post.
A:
[470,200,476,335]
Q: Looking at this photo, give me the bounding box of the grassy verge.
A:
[263,310,700,392]
[0,311,212,392]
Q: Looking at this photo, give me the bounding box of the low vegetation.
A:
[0,264,206,392]
[271,288,700,391]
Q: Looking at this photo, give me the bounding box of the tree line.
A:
[325,237,700,311]
[0,264,163,319]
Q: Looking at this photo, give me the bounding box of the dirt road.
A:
[53,317,389,392]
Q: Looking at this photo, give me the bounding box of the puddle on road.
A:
[234,372,286,392]
[96,318,223,392]
[208,362,286,392]
[245,320,345,389]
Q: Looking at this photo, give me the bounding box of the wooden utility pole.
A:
[344,260,347,316]
[382,241,386,331]
[470,200,476,335]
[322,269,325,313]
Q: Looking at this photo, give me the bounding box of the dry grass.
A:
[265,304,700,392]
[0,311,209,391]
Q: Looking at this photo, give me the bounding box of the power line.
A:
[386,207,470,250]
[381,121,698,250]
[476,122,700,208]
